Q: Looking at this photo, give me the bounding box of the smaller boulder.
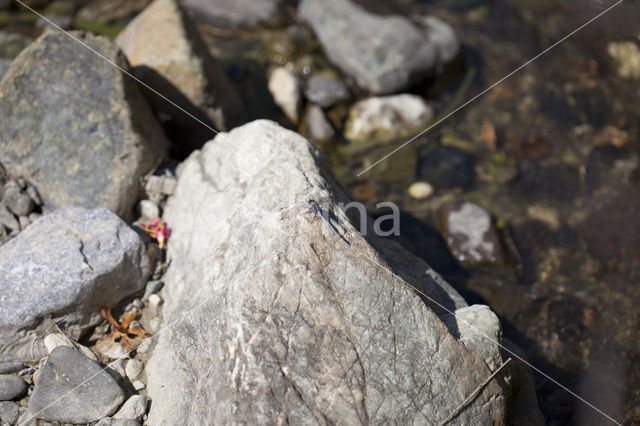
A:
[28,346,125,423]
[0,375,27,401]
[116,0,246,155]
[0,207,150,363]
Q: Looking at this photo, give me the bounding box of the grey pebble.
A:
[143,280,164,300]
[0,374,27,401]
[0,362,23,375]
[113,395,147,420]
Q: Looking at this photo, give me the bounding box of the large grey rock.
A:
[0,31,169,218]
[28,346,125,423]
[145,120,540,424]
[179,0,283,28]
[0,207,150,363]
[116,0,246,154]
[0,375,27,401]
[299,0,459,94]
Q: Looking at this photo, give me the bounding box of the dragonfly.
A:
[308,199,335,236]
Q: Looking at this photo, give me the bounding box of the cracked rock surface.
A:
[0,207,149,363]
[146,120,541,424]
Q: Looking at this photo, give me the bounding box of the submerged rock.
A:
[439,200,506,266]
[303,73,350,108]
[607,41,640,79]
[179,0,283,28]
[299,0,458,94]
[345,94,433,144]
[28,346,124,423]
[116,0,246,154]
[145,120,541,424]
[0,31,168,218]
[418,145,476,190]
[0,207,149,363]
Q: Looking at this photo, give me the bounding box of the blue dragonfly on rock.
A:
[308,199,335,236]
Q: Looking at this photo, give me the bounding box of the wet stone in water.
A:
[439,200,506,266]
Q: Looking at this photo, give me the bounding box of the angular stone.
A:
[28,346,124,423]
[179,0,283,28]
[145,120,538,423]
[0,375,27,401]
[113,395,147,420]
[0,207,150,363]
[303,104,334,141]
[268,66,301,124]
[0,31,169,218]
[116,0,246,155]
[299,0,457,94]
[124,359,143,381]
